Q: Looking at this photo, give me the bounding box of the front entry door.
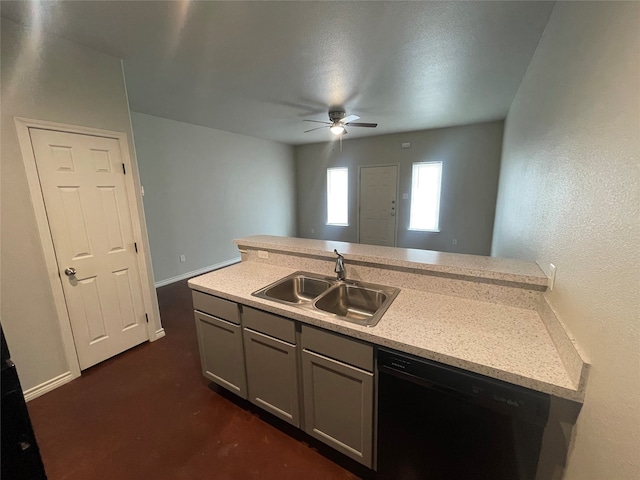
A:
[359,165,398,246]
[30,128,149,370]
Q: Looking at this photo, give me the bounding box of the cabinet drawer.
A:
[192,291,239,324]
[301,325,373,372]
[242,306,296,344]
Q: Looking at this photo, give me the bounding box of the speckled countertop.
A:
[188,261,580,401]
[234,235,548,287]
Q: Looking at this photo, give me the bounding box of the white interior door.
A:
[359,165,398,246]
[30,128,149,370]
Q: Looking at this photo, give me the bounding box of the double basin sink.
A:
[252,271,400,327]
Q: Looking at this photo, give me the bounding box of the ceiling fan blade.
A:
[304,126,329,133]
[304,119,331,125]
[345,122,377,128]
[340,114,360,124]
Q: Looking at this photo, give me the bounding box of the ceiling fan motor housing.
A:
[329,111,346,122]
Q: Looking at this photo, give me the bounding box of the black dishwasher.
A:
[376,348,550,480]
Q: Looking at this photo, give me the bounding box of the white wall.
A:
[492,3,639,479]
[131,113,296,284]
[0,18,159,391]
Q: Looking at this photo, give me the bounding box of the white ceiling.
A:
[1,1,554,145]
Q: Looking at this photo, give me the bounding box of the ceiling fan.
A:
[304,110,377,135]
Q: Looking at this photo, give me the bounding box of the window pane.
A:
[327,167,348,225]
[409,162,442,231]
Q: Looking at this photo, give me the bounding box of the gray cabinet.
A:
[192,291,376,468]
[301,326,374,468]
[193,292,247,399]
[243,328,300,426]
[242,306,299,426]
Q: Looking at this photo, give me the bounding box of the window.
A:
[327,167,348,225]
[409,161,442,231]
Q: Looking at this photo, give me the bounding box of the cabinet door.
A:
[243,328,299,427]
[194,311,247,399]
[302,349,374,467]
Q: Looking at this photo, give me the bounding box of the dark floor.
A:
[27,280,361,480]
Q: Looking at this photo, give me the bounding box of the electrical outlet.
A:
[452,239,458,246]
[258,250,269,259]
[311,228,315,234]
[548,263,557,291]
[179,254,186,263]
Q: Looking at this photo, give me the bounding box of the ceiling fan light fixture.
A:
[304,110,375,136]
[330,124,345,135]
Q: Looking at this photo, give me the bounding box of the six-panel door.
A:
[30,128,148,369]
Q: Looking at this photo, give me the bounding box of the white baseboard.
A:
[24,371,75,402]
[154,258,241,288]
[155,328,166,339]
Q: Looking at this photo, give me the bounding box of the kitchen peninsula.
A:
[188,235,589,475]
[190,235,587,400]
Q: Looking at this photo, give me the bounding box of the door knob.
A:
[64,267,77,276]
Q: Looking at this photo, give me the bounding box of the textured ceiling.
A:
[1,1,554,145]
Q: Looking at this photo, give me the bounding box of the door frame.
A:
[357,164,400,247]
[14,117,162,385]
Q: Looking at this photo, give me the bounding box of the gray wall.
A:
[294,121,503,255]
[492,3,639,479]
[1,18,159,390]
[131,113,296,284]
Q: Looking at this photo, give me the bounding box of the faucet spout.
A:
[334,249,346,281]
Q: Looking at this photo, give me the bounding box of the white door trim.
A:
[14,117,160,380]
[357,163,400,246]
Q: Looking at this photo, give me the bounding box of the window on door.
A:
[327,167,348,225]
[409,161,442,232]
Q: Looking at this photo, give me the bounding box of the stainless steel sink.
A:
[261,274,333,304]
[313,283,388,322]
[252,271,400,327]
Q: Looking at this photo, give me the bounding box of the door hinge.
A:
[122,163,126,174]
[145,313,149,323]
[134,242,138,253]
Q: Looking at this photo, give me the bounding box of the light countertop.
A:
[234,235,548,287]
[189,261,580,401]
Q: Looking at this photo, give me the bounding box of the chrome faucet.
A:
[334,249,345,281]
